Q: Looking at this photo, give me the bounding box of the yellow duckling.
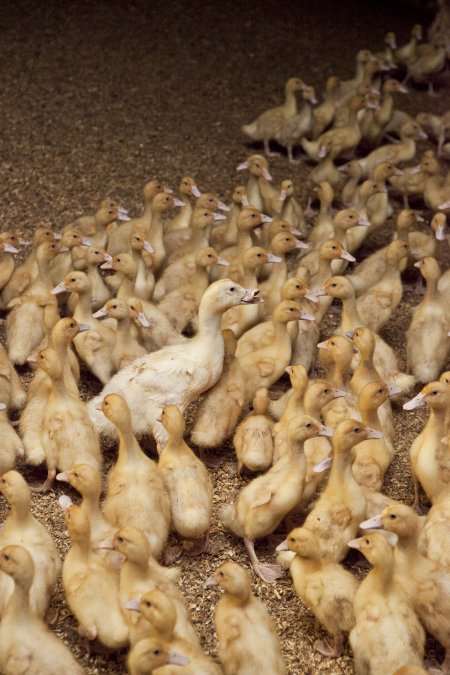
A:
[49,228,92,285]
[241,77,305,157]
[278,85,318,163]
[0,471,61,618]
[126,589,221,674]
[98,394,170,558]
[190,329,246,465]
[129,229,156,300]
[99,527,199,648]
[158,405,212,557]
[206,561,286,673]
[419,485,450,566]
[352,381,398,491]
[128,637,189,675]
[355,239,409,332]
[71,244,111,311]
[357,120,427,177]
[0,545,84,674]
[6,241,61,365]
[220,415,333,582]
[395,23,423,65]
[165,192,229,255]
[404,382,450,508]
[164,176,202,237]
[317,335,359,429]
[0,404,23,475]
[348,533,425,675]
[276,528,359,657]
[93,297,147,371]
[234,387,275,476]
[270,179,306,236]
[210,185,249,250]
[60,500,129,648]
[361,504,450,672]
[303,420,382,561]
[406,36,447,95]
[35,347,102,490]
[64,200,125,241]
[360,78,409,148]
[235,154,272,213]
[269,362,308,422]
[0,343,26,411]
[311,75,341,138]
[307,181,335,247]
[0,238,19,294]
[407,257,450,383]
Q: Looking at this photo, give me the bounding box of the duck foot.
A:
[263,140,280,157]
[314,634,343,658]
[199,449,222,468]
[244,537,283,583]
[30,472,56,493]
[164,545,184,564]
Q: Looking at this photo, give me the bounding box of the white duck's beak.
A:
[316,340,329,350]
[313,286,328,297]
[100,260,113,269]
[413,261,422,268]
[215,257,231,266]
[240,288,262,304]
[262,168,272,181]
[241,195,250,206]
[164,187,174,194]
[365,427,383,439]
[260,213,273,223]
[58,495,73,511]
[103,253,113,263]
[213,213,227,222]
[332,388,347,399]
[318,424,334,437]
[59,245,70,252]
[56,471,70,482]
[53,232,62,240]
[96,537,115,550]
[191,185,202,198]
[167,651,190,667]
[92,307,108,319]
[438,199,450,210]
[0,403,6,411]
[205,575,218,587]
[51,282,68,295]
[358,217,371,227]
[360,514,383,530]
[304,290,320,303]
[403,393,425,410]
[313,454,333,473]
[143,241,155,253]
[77,323,91,333]
[276,540,289,551]
[279,189,288,203]
[118,206,129,216]
[387,385,401,396]
[125,598,141,612]
[173,199,185,208]
[118,213,131,222]
[81,238,93,246]
[435,225,446,241]
[94,400,104,411]
[295,239,309,249]
[344,330,354,338]
[300,310,316,321]
[236,161,248,171]
[340,250,356,262]
[318,145,328,159]
[3,244,19,254]
[409,165,422,175]
[218,201,230,212]
[137,312,151,327]
[347,537,362,550]
[19,237,31,246]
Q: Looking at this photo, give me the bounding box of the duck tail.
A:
[219,503,244,537]
[388,372,416,396]
[6,303,43,365]
[242,122,259,140]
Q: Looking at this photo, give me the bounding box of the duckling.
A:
[220,416,332,582]
[395,24,423,65]
[190,330,246,462]
[0,545,84,674]
[360,79,409,148]
[158,247,230,333]
[416,110,450,156]
[406,37,448,95]
[64,202,123,241]
[276,528,359,657]
[220,246,280,337]
[0,227,59,308]
[49,228,92,285]
[406,257,450,383]
[214,207,273,277]
[302,420,382,562]
[339,159,364,206]
[361,504,450,673]
[164,176,202,238]
[158,405,212,557]
[88,281,261,448]
[36,347,102,490]
[278,85,318,163]
[269,179,306,236]
[166,207,225,266]
[144,192,184,274]
[100,527,198,648]
[71,245,111,311]
[311,75,341,138]
[241,77,305,156]
[6,241,61,365]
[404,382,450,508]
[307,139,343,192]
[0,405,23,475]
[93,298,147,371]
[357,121,427,177]
[59,500,129,648]
[0,239,19,294]
[165,192,229,255]
[0,343,26,411]
[355,239,409,332]
[234,387,274,476]
[366,161,400,228]
[317,336,360,429]
[52,271,116,384]
[210,185,249,250]
[128,637,189,675]
[348,533,425,675]
[421,152,450,210]
[206,561,286,673]
[126,590,219,674]
[99,394,170,558]
[102,252,140,300]
[129,229,156,300]
[269,362,308,425]
[300,211,361,276]
[306,181,335,245]
[0,470,61,618]
[419,487,450,566]
[127,296,187,352]
[336,49,377,99]
[236,155,272,212]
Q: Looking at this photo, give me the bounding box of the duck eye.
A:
[152,649,161,656]
[71,278,76,282]
[324,389,329,394]
[2,554,9,561]
[251,214,256,218]
[256,253,261,257]
[145,600,152,607]
[229,286,236,292]
[73,472,79,478]
[331,283,337,287]
[389,514,396,519]
[306,423,312,428]
[117,536,124,543]
[354,427,361,433]
[218,571,224,577]
[431,391,438,396]
[70,322,74,328]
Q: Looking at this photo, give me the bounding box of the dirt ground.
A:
[1,0,449,673]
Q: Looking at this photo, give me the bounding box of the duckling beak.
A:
[59,246,70,252]
[205,575,218,587]
[236,161,248,171]
[347,537,362,550]
[215,257,231,266]
[279,190,288,203]
[304,290,320,303]
[94,400,104,411]
[100,260,113,269]
[168,651,190,667]
[318,424,334,437]
[314,287,328,297]
[310,95,318,105]
[3,244,19,254]
[313,454,333,473]
[241,195,250,207]
[266,254,283,264]
[58,495,73,511]
[56,471,70,482]
[75,323,90,334]
[365,427,383,439]
[143,241,155,253]
[316,340,328,350]
[173,199,185,208]
[137,312,151,327]
[290,227,303,236]
[19,238,31,246]
[51,282,68,295]
[124,598,141,612]
[260,214,273,223]
[300,310,316,321]
[213,213,227,222]
[240,288,262,304]
[359,514,382,530]
[340,250,356,262]
[435,225,446,241]
[164,187,174,194]
[413,260,422,268]
[53,232,62,240]
[26,353,38,364]
[357,217,371,227]
[387,385,401,397]
[332,388,347,399]
[97,537,115,550]
[191,185,202,198]
[0,403,6,411]
[276,540,289,551]
[409,165,422,175]
[398,84,409,93]
[418,130,428,140]
[318,145,328,159]
[262,169,272,181]
[81,238,93,246]
[217,201,230,212]
[295,239,309,249]
[103,253,113,263]
[118,213,131,221]
[403,392,425,410]
[344,330,354,338]
[92,307,108,318]
[438,199,450,210]
[118,206,129,216]
[337,164,349,174]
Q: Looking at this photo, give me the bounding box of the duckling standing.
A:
[233,387,275,476]
[206,561,286,673]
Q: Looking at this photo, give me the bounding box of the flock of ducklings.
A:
[1,11,450,675]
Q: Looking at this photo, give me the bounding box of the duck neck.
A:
[377,93,394,126]
[118,275,136,299]
[361,405,381,430]
[272,317,289,343]
[340,295,363,332]
[427,405,447,438]
[73,289,94,325]
[7,500,31,529]
[284,87,298,117]
[196,300,226,345]
[71,536,92,561]
[370,557,395,594]
[332,363,348,389]
[267,258,287,289]
[328,447,352,486]
[242,266,258,288]
[7,582,31,620]
[115,417,146,464]
[423,273,439,303]
[317,256,333,280]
